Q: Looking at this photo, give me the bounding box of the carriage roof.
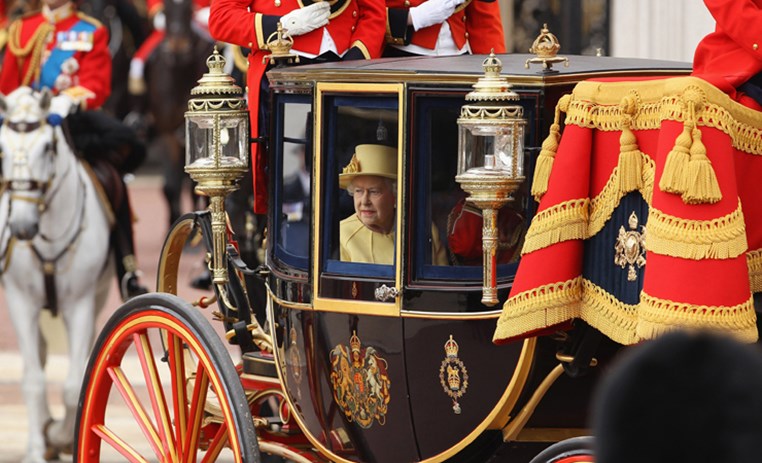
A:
[267,54,692,86]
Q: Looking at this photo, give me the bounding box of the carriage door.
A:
[313,83,404,316]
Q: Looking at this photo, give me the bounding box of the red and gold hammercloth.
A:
[494,76,762,346]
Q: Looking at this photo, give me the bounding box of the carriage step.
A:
[242,351,278,378]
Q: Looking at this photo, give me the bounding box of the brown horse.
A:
[145,0,214,227]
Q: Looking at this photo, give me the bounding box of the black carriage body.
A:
[263,54,690,463]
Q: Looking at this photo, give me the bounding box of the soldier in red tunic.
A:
[383,0,505,57]
[0,0,149,300]
[209,0,387,214]
[693,0,762,109]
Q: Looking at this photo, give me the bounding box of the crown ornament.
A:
[350,330,361,353]
[525,24,570,73]
[263,22,300,65]
[444,335,459,358]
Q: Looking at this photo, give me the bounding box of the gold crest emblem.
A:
[329,331,391,429]
[614,211,647,281]
[439,335,468,414]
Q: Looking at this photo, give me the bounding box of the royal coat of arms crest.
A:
[329,331,391,429]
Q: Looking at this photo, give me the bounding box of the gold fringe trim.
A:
[638,291,757,343]
[531,95,571,202]
[587,152,655,237]
[496,277,758,345]
[521,199,589,255]
[646,200,747,260]
[565,77,762,156]
[493,278,582,343]
[578,279,639,345]
[747,249,762,293]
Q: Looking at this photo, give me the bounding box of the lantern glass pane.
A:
[458,123,494,174]
[219,115,249,168]
[457,125,472,175]
[515,122,526,177]
[185,115,215,168]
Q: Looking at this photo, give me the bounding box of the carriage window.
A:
[412,93,527,280]
[274,98,312,268]
[320,95,399,278]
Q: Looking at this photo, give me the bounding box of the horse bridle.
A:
[2,118,58,209]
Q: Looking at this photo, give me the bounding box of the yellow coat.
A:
[340,214,448,265]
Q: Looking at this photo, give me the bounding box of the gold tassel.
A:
[531,94,571,202]
[531,124,560,201]
[682,127,722,204]
[617,95,643,193]
[658,122,692,194]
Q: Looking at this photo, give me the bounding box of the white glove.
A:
[49,94,78,118]
[193,6,210,27]
[153,11,166,31]
[280,2,330,37]
[409,0,466,31]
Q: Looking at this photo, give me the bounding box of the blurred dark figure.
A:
[592,330,762,463]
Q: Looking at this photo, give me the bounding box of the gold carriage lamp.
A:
[185,47,249,285]
[455,51,526,307]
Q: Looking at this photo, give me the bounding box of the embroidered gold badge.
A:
[439,335,468,414]
[329,331,391,429]
[614,211,647,281]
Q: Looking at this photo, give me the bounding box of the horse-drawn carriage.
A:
[69,35,700,462]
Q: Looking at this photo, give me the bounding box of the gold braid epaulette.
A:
[76,11,103,29]
[8,18,55,87]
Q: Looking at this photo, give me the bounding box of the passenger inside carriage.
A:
[338,143,448,265]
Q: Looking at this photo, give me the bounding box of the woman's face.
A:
[349,175,396,234]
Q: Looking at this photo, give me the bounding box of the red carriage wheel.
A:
[75,293,260,462]
[528,436,595,463]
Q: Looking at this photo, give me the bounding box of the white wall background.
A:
[609,0,716,62]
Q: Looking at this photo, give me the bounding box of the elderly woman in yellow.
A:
[339,144,447,265]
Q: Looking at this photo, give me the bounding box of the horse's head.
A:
[163,0,196,58]
[0,87,60,240]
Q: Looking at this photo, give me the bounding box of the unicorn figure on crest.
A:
[0,87,113,462]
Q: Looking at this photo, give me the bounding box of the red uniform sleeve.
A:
[209,0,277,50]
[703,0,762,61]
[465,0,505,54]
[73,20,112,110]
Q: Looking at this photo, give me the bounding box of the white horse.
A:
[0,87,113,463]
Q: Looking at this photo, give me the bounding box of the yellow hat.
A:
[338,144,397,189]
